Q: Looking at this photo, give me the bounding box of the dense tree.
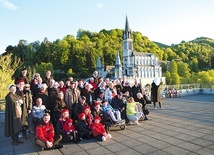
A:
[177,61,191,78]
[171,73,180,84]
[0,54,22,98]
[164,71,171,85]
[169,60,178,74]
[35,62,54,78]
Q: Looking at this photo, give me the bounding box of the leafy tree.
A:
[197,71,212,83]
[171,73,180,84]
[191,58,199,73]
[35,62,54,78]
[164,48,178,61]
[164,71,171,84]
[0,54,22,98]
[177,61,191,77]
[169,60,178,74]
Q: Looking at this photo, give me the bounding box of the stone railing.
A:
[144,83,214,99]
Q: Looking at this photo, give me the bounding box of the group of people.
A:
[4,68,163,150]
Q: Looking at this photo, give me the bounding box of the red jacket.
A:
[62,120,76,132]
[36,121,55,143]
[91,122,106,137]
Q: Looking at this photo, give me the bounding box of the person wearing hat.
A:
[83,105,93,129]
[75,113,92,139]
[151,78,164,110]
[16,79,32,140]
[91,116,112,141]
[56,109,80,143]
[5,84,24,145]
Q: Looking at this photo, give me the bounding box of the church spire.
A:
[123,15,132,40]
[96,56,102,69]
[115,51,121,67]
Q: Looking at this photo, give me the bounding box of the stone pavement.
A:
[0,94,214,155]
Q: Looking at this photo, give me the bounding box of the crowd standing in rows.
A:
[4,68,163,150]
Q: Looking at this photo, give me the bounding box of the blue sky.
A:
[1,0,214,54]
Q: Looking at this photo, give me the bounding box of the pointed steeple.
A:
[115,51,122,79]
[96,56,102,69]
[124,15,132,40]
[115,51,121,67]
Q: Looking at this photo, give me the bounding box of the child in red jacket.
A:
[62,118,76,132]
[91,116,112,141]
[35,113,63,150]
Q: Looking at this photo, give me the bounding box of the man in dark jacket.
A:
[111,92,126,119]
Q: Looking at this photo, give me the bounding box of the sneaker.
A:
[144,117,149,121]
[102,136,106,141]
[154,107,157,110]
[119,119,125,123]
[51,144,63,149]
[160,107,165,110]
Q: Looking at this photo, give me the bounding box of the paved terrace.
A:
[0,94,214,155]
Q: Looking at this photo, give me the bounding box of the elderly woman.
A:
[126,97,144,125]
[5,84,24,145]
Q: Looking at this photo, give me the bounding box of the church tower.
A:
[96,56,105,78]
[123,15,133,76]
[114,51,122,78]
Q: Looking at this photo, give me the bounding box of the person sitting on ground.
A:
[83,105,93,129]
[75,113,92,139]
[101,100,124,124]
[56,109,80,143]
[91,102,103,117]
[126,97,144,125]
[35,113,63,150]
[136,93,150,120]
[91,116,112,141]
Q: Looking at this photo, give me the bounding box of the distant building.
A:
[96,16,165,85]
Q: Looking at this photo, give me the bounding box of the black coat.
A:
[75,119,90,138]
[131,85,142,101]
[151,82,161,102]
[111,96,126,119]
[73,103,84,121]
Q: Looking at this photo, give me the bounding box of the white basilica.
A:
[96,16,165,85]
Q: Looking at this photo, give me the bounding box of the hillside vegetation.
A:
[1,29,214,86]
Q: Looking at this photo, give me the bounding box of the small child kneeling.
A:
[91,116,112,141]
